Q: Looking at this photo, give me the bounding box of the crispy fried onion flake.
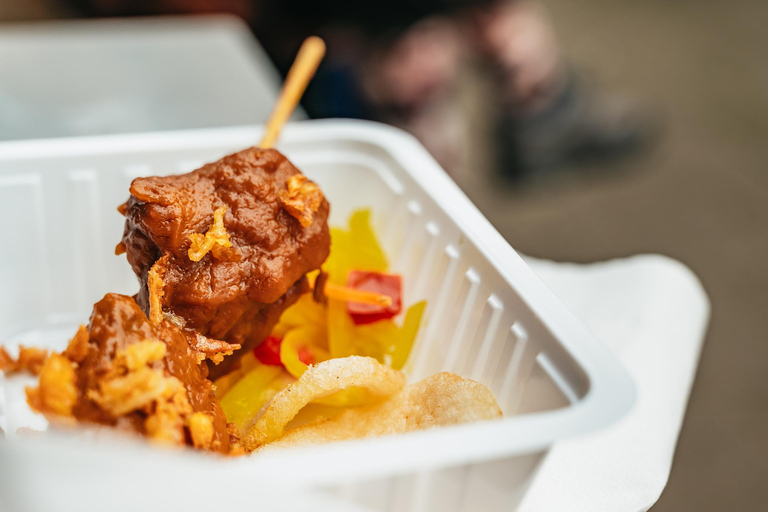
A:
[191,333,241,365]
[24,325,91,418]
[188,206,238,262]
[63,325,89,364]
[87,340,174,416]
[26,353,78,418]
[147,255,168,325]
[82,339,214,449]
[279,174,323,228]
[0,345,50,376]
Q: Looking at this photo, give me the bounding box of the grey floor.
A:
[461,0,768,509]
[2,0,767,509]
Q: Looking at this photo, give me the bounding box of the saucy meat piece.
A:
[26,293,231,453]
[120,148,330,374]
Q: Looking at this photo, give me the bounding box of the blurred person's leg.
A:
[476,1,655,179]
[70,0,473,177]
[307,0,655,181]
[357,18,469,178]
[68,0,654,182]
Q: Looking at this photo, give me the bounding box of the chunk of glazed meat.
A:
[68,294,230,453]
[120,148,331,374]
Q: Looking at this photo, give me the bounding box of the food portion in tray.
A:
[118,146,330,380]
[27,294,232,453]
[0,37,502,455]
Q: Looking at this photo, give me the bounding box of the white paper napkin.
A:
[519,254,710,512]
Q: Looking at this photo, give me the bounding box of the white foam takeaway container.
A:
[0,120,634,512]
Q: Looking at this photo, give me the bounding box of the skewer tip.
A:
[259,36,326,149]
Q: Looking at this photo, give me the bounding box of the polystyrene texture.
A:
[0,120,634,512]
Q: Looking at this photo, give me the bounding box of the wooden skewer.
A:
[260,38,390,307]
[260,36,326,148]
[260,38,389,308]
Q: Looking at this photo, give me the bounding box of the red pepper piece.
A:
[253,335,283,366]
[346,270,403,325]
[297,346,315,366]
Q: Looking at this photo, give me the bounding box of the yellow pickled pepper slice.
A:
[220,364,284,432]
[280,326,330,379]
[346,209,388,273]
[390,300,427,370]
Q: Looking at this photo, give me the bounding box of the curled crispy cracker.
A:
[188,206,239,262]
[260,372,502,451]
[399,372,502,428]
[279,174,324,227]
[0,345,49,376]
[242,356,405,450]
[191,333,241,365]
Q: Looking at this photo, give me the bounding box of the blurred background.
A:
[1,0,766,509]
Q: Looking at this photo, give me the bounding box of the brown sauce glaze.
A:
[120,147,330,372]
[74,293,230,453]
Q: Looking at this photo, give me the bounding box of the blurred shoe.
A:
[496,72,658,180]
